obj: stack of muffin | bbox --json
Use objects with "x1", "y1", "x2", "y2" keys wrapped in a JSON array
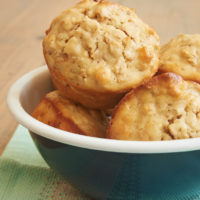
[{"x1": 32, "y1": 0, "x2": 200, "y2": 141}]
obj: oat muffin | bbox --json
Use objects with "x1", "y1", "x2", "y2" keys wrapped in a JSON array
[
  {"x1": 32, "y1": 91, "x2": 107, "y2": 138},
  {"x1": 160, "y1": 34, "x2": 200, "y2": 83},
  {"x1": 43, "y1": 0, "x2": 160, "y2": 109},
  {"x1": 107, "y1": 73, "x2": 200, "y2": 141}
]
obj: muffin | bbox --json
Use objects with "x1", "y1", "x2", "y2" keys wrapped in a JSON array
[
  {"x1": 159, "y1": 34, "x2": 200, "y2": 83},
  {"x1": 43, "y1": 0, "x2": 160, "y2": 109},
  {"x1": 107, "y1": 73, "x2": 200, "y2": 141},
  {"x1": 32, "y1": 91, "x2": 107, "y2": 138}
]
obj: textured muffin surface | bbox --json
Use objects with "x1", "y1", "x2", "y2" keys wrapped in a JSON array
[
  {"x1": 160, "y1": 34, "x2": 200, "y2": 83},
  {"x1": 43, "y1": 0, "x2": 160, "y2": 94},
  {"x1": 107, "y1": 73, "x2": 200, "y2": 141},
  {"x1": 32, "y1": 91, "x2": 107, "y2": 138}
]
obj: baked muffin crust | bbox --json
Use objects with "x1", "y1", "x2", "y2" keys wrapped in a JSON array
[
  {"x1": 43, "y1": 0, "x2": 160, "y2": 108},
  {"x1": 160, "y1": 34, "x2": 200, "y2": 83},
  {"x1": 50, "y1": 67, "x2": 124, "y2": 109},
  {"x1": 107, "y1": 73, "x2": 200, "y2": 141},
  {"x1": 32, "y1": 91, "x2": 107, "y2": 138}
]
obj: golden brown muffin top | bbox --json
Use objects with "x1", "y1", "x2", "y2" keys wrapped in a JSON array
[
  {"x1": 107, "y1": 73, "x2": 200, "y2": 141},
  {"x1": 160, "y1": 34, "x2": 200, "y2": 83},
  {"x1": 32, "y1": 91, "x2": 107, "y2": 138},
  {"x1": 43, "y1": 0, "x2": 160, "y2": 93}
]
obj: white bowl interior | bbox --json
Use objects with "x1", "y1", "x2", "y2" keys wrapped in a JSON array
[
  {"x1": 20, "y1": 67, "x2": 53, "y2": 114},
  {"x1": 7, "y1": 66, "x2": 200, "y2": 154}
]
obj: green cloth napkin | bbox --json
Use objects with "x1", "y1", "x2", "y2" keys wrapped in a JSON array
[{"x1": 0, "y1": 125, "x2": 90, "y2": 200}]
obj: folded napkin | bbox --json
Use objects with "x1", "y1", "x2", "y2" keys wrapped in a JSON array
[{"x1": 0, "y1": 125, "x2": 90, "y2": 200}]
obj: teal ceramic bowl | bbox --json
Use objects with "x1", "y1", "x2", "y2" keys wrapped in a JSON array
[{"x1": 7, "y1": 66, "x2": 200, "y2": 200}]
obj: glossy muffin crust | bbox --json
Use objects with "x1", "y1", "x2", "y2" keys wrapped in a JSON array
[
  {"x1": 107, "y1": 73, "x2": 200, "y2": 141},
  {"x1": 43, "y1": 0, "x2": 160, "y2": 109},
  {"x1": 32, "y1": 91, "x2": 107, "y2": 138}
]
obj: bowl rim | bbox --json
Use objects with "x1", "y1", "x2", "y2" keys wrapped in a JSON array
[{"x1": 7, "y1": 65, "x2": 200, "y2": 154}]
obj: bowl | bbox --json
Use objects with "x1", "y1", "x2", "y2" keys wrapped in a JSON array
[{"x1": 7, "y1": 65, "x2": 200, "y2": 200}]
